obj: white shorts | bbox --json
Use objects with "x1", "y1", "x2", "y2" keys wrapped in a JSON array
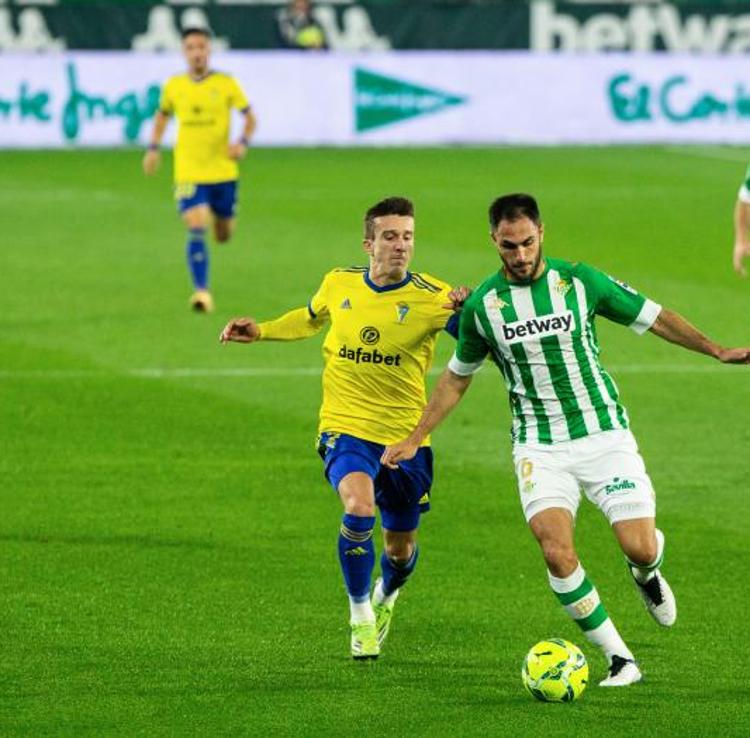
[{"x1": 512, "y1": 429, "x2": 656, "y2": 525}]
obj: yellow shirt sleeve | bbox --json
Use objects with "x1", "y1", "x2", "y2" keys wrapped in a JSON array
[
  {"x1": 159, "y1": 78, "x2": 174, "y2": 115},
  {"x1": 229, "y1": 76, "x2": 250, "y2": 111},
  {"x1": 308, "y1": 274, "x2": 331, "y2": 320},
  {"x1": 258, "y1": 274, "x2": 330, "y2": 340},
  {"x1": 258, "y1": 307, "x2": 325, "y2": 341}
]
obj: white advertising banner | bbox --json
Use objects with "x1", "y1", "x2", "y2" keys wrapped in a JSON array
[{"x1": 2, "y1": 52, "x2": 750, "y2": 147}]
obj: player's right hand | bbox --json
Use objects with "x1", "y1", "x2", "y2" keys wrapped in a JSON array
[
  {"x1": 380, "y1": 438, "x2": 420, "y2": 469},
  {"x1": 733, "y1": 240, "x2": 750, "y2": 277},
  {"x1": 142, "y1": 149, "x2": 161, "y2": 176},
  {"x1": 220, "y1": 317, "x2": 261, "y2": 344}
]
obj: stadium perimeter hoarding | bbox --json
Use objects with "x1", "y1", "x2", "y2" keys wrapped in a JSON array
[
  {"x1": 2, "y1": 52, "x2": 750, "y2": 147},
  {"x1": 5, "y1": 1, "x2": 750, "y2": 52}
]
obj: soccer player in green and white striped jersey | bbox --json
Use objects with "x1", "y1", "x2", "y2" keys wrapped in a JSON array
[{"x1": 382, "y1": 193, "x2": 750, "y2": 687}]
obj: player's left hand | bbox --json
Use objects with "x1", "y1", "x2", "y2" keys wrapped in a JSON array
[
  {"x1": 716, "y1": 346, "x2": 750, "y2": 364},
  {"x1": 380, "y1": 438, "x2": 420, "y2": 469},
  {"x1": 227, "y1": 143, "x2": 247, "y2": 161},
  {"x1": 443, "y1": 286, "x2": 471, "y2": 311}
]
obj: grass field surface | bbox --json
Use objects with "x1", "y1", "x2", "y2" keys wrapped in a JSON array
[{"x1": 2, "y1": 147, "x2": 750, "y2": 736}]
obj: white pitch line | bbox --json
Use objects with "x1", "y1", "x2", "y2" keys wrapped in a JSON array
[
  {"x1": 662, "y1": 146, "x2": 750, "y2": 164},
  {"x1": 0, "y1": 364, "x2": 746, "y2": 380}
]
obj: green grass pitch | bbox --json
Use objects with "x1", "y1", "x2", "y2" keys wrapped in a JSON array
[{"x1": 1, "y1": 146, "x2": 750, "y2": 737}]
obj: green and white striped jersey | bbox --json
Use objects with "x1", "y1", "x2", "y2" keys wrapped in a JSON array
[{"x1": 449, "y1": 258, "x2": 661, "y2": 445}]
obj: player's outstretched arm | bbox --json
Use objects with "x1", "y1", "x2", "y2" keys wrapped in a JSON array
[
  {"x1": 733, "y1": 200, "x2": 750, "y2": 277},
  {"x1": 220, "y1": 307, "x2": 326, "y2": 345},
  {"x1": 649, "y1": 308, "x2": 750, "y2": 364},
  {"x1": 381, "y1": 368, "x2": 473, "y2": 469}
]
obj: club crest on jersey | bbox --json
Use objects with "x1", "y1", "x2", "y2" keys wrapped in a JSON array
[
  {"x1": 501, "y1": 310, "x2": 575, "y2": 345},
  {"x1": 340, "y1": 298, "x2": 352, "y2": 310},
  {"x1": 396, "y1": 302, "x2": 410, "y2": 323},
  {"x1": 554, "y1": 278, "x2": 571, "y2": 296}
]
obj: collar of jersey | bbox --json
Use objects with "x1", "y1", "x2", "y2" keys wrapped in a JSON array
[
  {"x1": 188, "y1": 70, "x2": 215, "y2": 83},
  {"x1": 363, "y1": 270, "x2": 412, "y2": 293}
]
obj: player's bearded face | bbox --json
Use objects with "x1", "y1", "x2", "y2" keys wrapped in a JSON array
[
  {"x1": 492, "y1": 217, "x2": 544, "y2": 284},
  {"x1": 183, "y1": 35, "x2": 210, "y2": 74},
  {"x1": 364, "y1": 215, "x2": 415, "y2": 279}
]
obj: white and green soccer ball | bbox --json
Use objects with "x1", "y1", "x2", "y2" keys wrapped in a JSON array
[{"x1": 521, "y1": 638, "x2": 589, "y2": 703}]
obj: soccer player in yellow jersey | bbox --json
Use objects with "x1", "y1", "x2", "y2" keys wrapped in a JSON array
[
  {"x1": 220, "y1": 197, "x2": 469, "y2": 660},
  {"x1": 143, "y1": 27, "x2": 256, "y2": 312}
]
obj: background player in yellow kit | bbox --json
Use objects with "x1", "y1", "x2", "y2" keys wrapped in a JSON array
[
  {"x1": 220, "y1": 197, "x2": 469, "y2": 660},
  {"x1": 143, "y1": 27, "x2": 256, "y2": 312}
]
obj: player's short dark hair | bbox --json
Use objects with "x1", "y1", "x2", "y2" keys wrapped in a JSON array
[
  {"x1": 364, "y1": 197, "x2": 414, "y2": 239},
  {"x1": 489, "y1": 193, "x2": 541, "y2": 230},
  {"x1": 181, "y1": 27, "x2": 212, "y2": 40}
]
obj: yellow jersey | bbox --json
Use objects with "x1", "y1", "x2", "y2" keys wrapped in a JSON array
[
  {"x1": 159, "y1": 71, "x2": 249, "y2": 184},
  {"x1": 258, "y1": 267, "x2": 456, "y2": 446}
]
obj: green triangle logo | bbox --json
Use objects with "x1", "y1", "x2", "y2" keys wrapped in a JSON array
[{"x1": 354, "y1": 67, "x2": 467, "y2": 133}]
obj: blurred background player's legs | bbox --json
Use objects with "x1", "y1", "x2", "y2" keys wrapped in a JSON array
[
  {"x1": 179, "y1": 187, "x2": 213, "y2": 312},
  {"x1": 209, "y1": 180, "x2": 239, "y2": 244}
]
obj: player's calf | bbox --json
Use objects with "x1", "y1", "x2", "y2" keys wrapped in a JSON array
[{"x1": 214, "y1": 218, "x2": 234, "y2": 243}]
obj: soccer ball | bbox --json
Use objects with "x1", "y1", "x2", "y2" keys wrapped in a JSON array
[{"x1": 521, "y1": 638, "x2": 588, "y2": 703}]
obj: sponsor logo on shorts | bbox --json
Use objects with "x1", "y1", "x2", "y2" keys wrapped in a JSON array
[
  {"x1": 501, "y1": 311, "x2": 574, "y2": 345},
  {"x1": 602, "y1": 476, "x2": 636, "y2": 495},
  {"x1": 338, "y1": 345, "x2": 402, "y2": 366}
]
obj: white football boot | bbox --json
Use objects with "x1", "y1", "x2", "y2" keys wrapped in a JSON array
[
  {"x1": 630, "y1": 568, "x2": 677, "y2": 627},
  {"x1": 599, "y1": 655, "x2": 642, "y2": 687},
  {"x1": 628, "y1": 530, "x2": 677, "y2": 627}
]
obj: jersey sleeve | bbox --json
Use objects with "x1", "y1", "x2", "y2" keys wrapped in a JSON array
[
  {"x1": 307, "y1": 273, "x2": 331, "y2": 321},
  {"x1": 739, "y1": 162, "x2": 750, "y2": 203},
  {"x1": 578, "y1": 263, "x2": 661, "y2": 335},
  {"x1": 229, "y1": 76, "x2": 250, "y2": 111},
  {"x1": 159, "y1": 78, "x2": 174, "y2": 115},
  {"x1": 448, "y1": 300, "x2": 489, "y2": 376}
]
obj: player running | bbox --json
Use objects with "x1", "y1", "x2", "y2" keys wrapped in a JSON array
[
  {"x1": 220, "y1": 197, "x2": 469, "y2": 660},
  {"x1": 733, "y1": 163, "x2": 750, "y2": 276},
  {"x1": 382, "y1": 193, "x2": 750, "y2": 686},
  {"x1": 143, "y1": 27, "x2": 256, "y2": 312}
]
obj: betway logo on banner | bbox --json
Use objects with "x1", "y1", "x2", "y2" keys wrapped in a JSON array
[
  {"x1": 354, "y1": 68, "x2": 465, "y2": 133},
  {"x1": 532, "y1": 0, "x2": 750, "y2": 53}
]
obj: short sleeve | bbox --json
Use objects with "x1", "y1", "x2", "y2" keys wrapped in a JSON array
[
  {"x1": 739, "y1": 163, "x2": 750, "y2": 203},
  {"x1": 229, "y1": 76, "x2": 250, "y2": 111},
  {"x1": 307, "y1": 274, "x2": 330, "y2": 320},
  {"x1": 448, "y1": 301, "x2": 488, "y2": 376},
  {"x1": 159, "y1": 79, "x2": 174, "y2": 115},
  {"x1": 579, "y1": 264, "x2": 661, "y2": 335}
]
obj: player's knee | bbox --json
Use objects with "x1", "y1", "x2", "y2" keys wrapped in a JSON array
[
  {"x1": 624, "y1": 536, "x2": 658, "y2": 567},
  {"x1": 540, "y1": 539, "x2": 577, "y2": 576},
  {"x1": 343, "y1": 498, "x2": 375, "y2": 517},
  {"x1": 215, "y1": 228, "x2": 232, "y2": 243}
]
